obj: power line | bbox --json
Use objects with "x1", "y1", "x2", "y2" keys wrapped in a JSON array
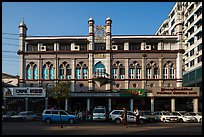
[
  {"x1": 2, "y1": 59, "x2": 20, "y2": 62},
  {"x1": 3, "y1": 56, "x2": 19, "y2": 59},
  {"x1": 2, "y1": 43, "x2": 19, "y2": 46},
  {"x1": 2, "y1": 50, "x2": 17, "y2": 53},
  {"x1": 2, "y1": 37, "x2": 19, "y2": 40},
  {"x1": 2, "y1": 32, "x2": 19, "y2": 35}
]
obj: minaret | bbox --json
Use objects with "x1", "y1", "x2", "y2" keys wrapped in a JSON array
[
  {"x1": 19, "y1": 19, "x2": 28, "y2": 87},
  {"x1": 88, "y1": 17, "x2": 94, "y2": 51},
  {"x1": 105, "y1": 17, "x2": 112, "y2": 50},
  {"x1": 88, "y1": 17, "x2": 95, "y2": 92},
  {"x1": 105, "y1": 17, "x2": 112, "y2": 92},
  {"x1": 175, "y1": 2, "x2": 184, "y2": 87}
]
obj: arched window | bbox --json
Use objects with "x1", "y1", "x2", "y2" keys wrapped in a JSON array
[
  {"x1": 119, "y1": 64, "x2": 125, "y2": 79},
  {"x1": 50, "y1": 65, "x2": 54, "y2": 79},
  {"x1": 66, "y1": 64, "x2": 71, "y2": 79},
  {"x1": 136, "y1": 64, "x2": 141, "y2": 79},
  {"x1": 163, "y1": 64, "x2": 168, "y2": 79},
  {"x1": 129, "y1": 63, "x2": 134, "y2": 79},
  {"x1": 153, "y1": 67, "x2": 158, "y2": 79},
  {"x1": 33, "y1": 65, "x2": 38, "y2": 79},
  {"x1": 82, "y1": 64, "x2": 88, "y2": 79},
  {"x1": 59, "y1": 64, "x2": 64, "y2": 79},
  {"x1": 42, "y1": 65, "x2": 48, "y2": 79},
  {"x1": 170, "y1": 64, "x2": 175, "y2": 79},
  {"x1": 112, "y1": 64, "x2": 117, "y2": 79},
  {"x1": 146, "y1": 64, "x2": 151, "y2": 79},
  {"x1": 94, "y1": 62, "x2": 106, "y2": 77},
  {"x1": 75, "y1": 64, "x2": 81, "y2": 79},
  {"x1": 26, "y1": 64, "x2": 32, "y2": 79}
]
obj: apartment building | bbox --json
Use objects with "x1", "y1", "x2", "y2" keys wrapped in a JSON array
[{"x1": 155, "y1": 2, "x2": 202, "y2": 111}]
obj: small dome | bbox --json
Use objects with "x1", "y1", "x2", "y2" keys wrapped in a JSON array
[
  {"x1": 19, "y1": 20, "x2": 27, "y2": 27},
  {"x1": 89, "y1": 17, "x2": 93, "y2": 21},
  {"x1": 106, "y1": 17, "x2": 111, "y2": 21}
]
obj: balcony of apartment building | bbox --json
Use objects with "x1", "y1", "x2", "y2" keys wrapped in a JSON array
[
  {"x1": 184, "y1": 2, "x2": 202, "y2": 27},
  {"x1": 186, "y1": 26, "x2": 202, "y2": 47}
]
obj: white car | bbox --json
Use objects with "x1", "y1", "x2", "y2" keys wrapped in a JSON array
[
  {"x1": 154, "y1": 111, "x2": 179, "y2": 123},
  {"x1": 92, "y1": 106, "x2": 107, "y2": 121},
  {"x1": 189, "y1": 112, "x2": 202, "y2": 123},
  {"x1": 171, "y1": 111, "x2": 197, "y2": 122},
  {"x1": 108, "y1": 110, "x2": 147, "y2": 125},
  {"x1": 11, "y1": 111, "x2": 37, "y2": 121}
]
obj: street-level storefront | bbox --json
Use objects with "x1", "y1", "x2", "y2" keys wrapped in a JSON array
[
  {"x1": 68, "y1": 87, "x2": 199, "y2": 113},
  {"x1": 3, "y1": 87, "x2": 45, "y2": 113}
]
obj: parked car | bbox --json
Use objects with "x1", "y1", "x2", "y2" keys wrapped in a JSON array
[
  {"x1": 10, "y1": 111, "x2": 37, "y2": 121},
  {"x1": 42, "y1": 109, "x2": 77, "y2": 124},
  {"x1": 171, "y1": 111, "x2": 197, "y2": 122},
  {"x1": 140, "y1": 111, "x2": 161, "y2": 122},
  {"x1": 154, "y1": 111, "x2": 179, "y2": 123},
  {"x1": 2, "y1": 111, "x2": 18, "y2": 121},
  {"x1": 108, "y1": 110, "x2": 147, "y2": 125},
  {"x1": 92, "y1": 106, "x2": 107, "y2": 121},
  {"x1": 188, "y1": 112, "x2": 202, "y2": 123}
]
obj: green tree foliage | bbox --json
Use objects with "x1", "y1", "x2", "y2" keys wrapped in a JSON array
[{"x1": 49, "y1": 82, "x2": 71, "y2": 100}]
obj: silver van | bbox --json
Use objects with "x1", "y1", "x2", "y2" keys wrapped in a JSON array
[{"x1": 92, "y1": 106, "x2": 106, "y2": 121}]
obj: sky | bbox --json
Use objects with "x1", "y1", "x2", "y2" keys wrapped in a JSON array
[{"x1": 2, "y1": 2, "x2": 175, "y2": 76}]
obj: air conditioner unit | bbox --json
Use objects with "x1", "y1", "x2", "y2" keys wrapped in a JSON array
[
  {"x1": 145, "y1": 45, "x2": 151, "y2": 50},
  {"x1": 112, "y1": 45, "x2": 118, "y2": 50},
  {"x1": 73, "y1": 45, "x2": 80, "y2": 51},
  {"x1": 196, "y1": 51, "x2": 199, "y2": 55},
  {"x1": 40, "y1": 45, "x2": 46, "y2": 51}
]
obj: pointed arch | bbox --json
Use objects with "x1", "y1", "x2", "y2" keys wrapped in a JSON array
[
  {"x1": 66, "y1": 64, "x2": 71, "y2": 79},
  {"x1": 26, "y1": 64, "x2": 32, "y2": 79},
  {"x1": 59, "y1": 64, "x2": 64, "y2": 79},
  {"x1": 50, "y1": 64, "x2": 54, "y2": 79},
  {"x1": 42, "y1": 64, "x2": 48, "y2": 79},
  {"x1": 94, "y1": 62, "x2": 106, "y2": 77},
  {"x1": 33, "y1": 64, "x2": 38, "y2": 79}
]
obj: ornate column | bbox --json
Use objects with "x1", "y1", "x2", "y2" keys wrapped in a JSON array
[
  {"x1": 55, "y1": 56, "x2": 59, "y2": 80},
  {"x1": 71, "y1": 59, "x2": 76, "y2": 92},
  {"x1": 125, "y1": 59, "x2": 129, "y2": 89}
]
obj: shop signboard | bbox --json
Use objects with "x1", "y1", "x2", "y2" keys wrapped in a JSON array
[
  {"x1": 3, "y1": 87, "x2": 46, "y2": 97},
  {"x1": 119, "y1": 89, "x2": 146, "y2": 97},
  {"x1": 152, "y1": 87, "x2": 199, "y2": 97}
]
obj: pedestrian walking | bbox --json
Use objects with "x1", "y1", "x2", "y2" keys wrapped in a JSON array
[
  {"x1": 134, "y1": 107, "x2": 140, "y2": 126},
  {"x1": 122, "y1": 107, "x2": 127, "y2": 128}
]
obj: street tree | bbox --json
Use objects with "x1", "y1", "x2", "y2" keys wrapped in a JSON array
[{"x1": 49, "y1": 81, "x2": 71, "y2": 109}]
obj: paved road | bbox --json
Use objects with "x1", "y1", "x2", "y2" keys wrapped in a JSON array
[{"x1": 2, "y1": 121, "x2": 202, "y2": 135}]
